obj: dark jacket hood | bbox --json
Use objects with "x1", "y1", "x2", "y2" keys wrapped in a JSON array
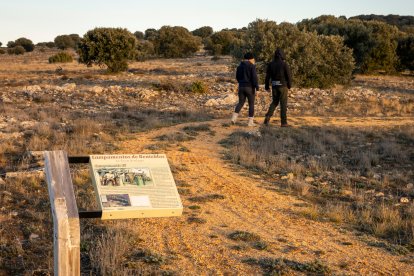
[{"x1": 274, "y1": 49, "x2": 285, "y2": 60}]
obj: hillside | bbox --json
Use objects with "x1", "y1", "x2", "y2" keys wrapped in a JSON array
[{"x1": 0, "y1": 49, "x2": 413, "y2": 274}]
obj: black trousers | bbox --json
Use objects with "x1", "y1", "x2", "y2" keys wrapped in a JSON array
[
  {"x1": 235, "y1": 86, "x2": 255, "y2": 117},
  {"x1": 265, "y1": 86, "x2": 288, "y2": 125}
]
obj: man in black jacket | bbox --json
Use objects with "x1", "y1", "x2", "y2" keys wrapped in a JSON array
[
  {"x1": 231, "y1": 52, "x2": 259, "y2": 127},
  {"x1": 264, "y1": 48, "x2": 292, "y2": 127}
]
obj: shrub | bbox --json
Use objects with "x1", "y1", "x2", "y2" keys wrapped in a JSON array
[
  {"x1": 192, "y1": 26, "x2": 213, "y2": 38},
  {"x1": 7, "y1": 41, "x2": 15, "y2": 48},
  {"x1": 397, "y1": 35, "x2": 414, "y2": 70},
  {"x1": 0, "y1": 42, "x2": 2, "y2": 47},
  {"x1": 136, "y1": 40, "x2": 155, "y2": 61},
  {"x1": 0, "y1": 49, "x2": 5, "y2": 55},
  {"x1": 7, "y1": 37, "x2": 34, "y2": 52},
  {"x1": 298, "y1": 16, "x2": 400, "y2": 73},
  {"x1": 189, "y1": 81, "x2": 208, "y2": 93},
  {"x1": 48, "y1": 52, "x2": 73, "y2": 63},
  {"x1": 153, "y1": 26, "x2": 201, "y2": 58},
  {"x1": 54, "y1": 34, "x2": 81, "y2": 50},
  {"x1": 7, "y1": 46, "x2": 26, "y2": 55},
  {"x1": 144, "y1": 28, "x2": 158, "y2": 41},
  {"x1": 234, "y1": 19, "x2": 355, "y2": 88},
  {"x1": 205, "y1": 30, "x2": 243, "y2": 55},
  {"x1": 78, "y1": 27, "x2": 137, "y2": 73},
  {"x1": 37, "y1": 41, "x2": 56, "y2": 48},
  {"x1": 134, "y1": 31, "x2": 144, "y2": 40}
]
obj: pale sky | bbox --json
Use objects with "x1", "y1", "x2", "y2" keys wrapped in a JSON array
[{"x1": 1, "y1": 0, "x2": 413, "y2": 43}]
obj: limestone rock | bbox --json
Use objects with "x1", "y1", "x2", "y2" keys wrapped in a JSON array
[
  {"x1": 90, "y1": 86, "x2": 104, "y2": 93},
  {"x1": 29, "y1": 233, "x2": 39, "y2": 240},
  {"x1": 400, "y1": 197, "x2": 410, "y2": 203},
  {"x1": 304, "y1": 176, "x2": 315, "y2": 183},
  {"x1": 62, "y1": 83, "x2": 76, "y2": 92}
]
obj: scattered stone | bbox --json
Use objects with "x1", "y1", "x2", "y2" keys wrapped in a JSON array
[
  {"x1": 281, "y1": 173, "x2": 294, "y2": 180},
  {"x1": 6, "y1": 170, "x2": 45, "y2": 179},
  {"x1": 108, "y1": 85, "x2": 122, "y2": 92},
  {"x1": 20, "y1": 121, "x2": 36, "y2": 129},
  {"x1": 90, "y1": 86, "x2": 103, "y2": 93},
  {"x1": 400, "y1": 197, "x2": 410, "y2": 203},
  {"x1": 342, "y1": 190, "x2": 353, "y2": 196},
  {"x1": 61, "y1": 83, "x2": 76, "y2": 92},
  {"x1": 373, "y1": 174, "x2": 381, "y2": 180},
  {"x1": 10, "y1": 211, "x2": 18, "y2": 217},
  {"x1": 304, "y1": 176, "x2": 314, "y2": 183},
  {"x1": 375, "y1": 192, "x2": 385, "y2": 197},
  {"x1": 29, "y1": 233, "x2": 39, "y2": 240},
  {"x1": 204, "y1": 94, "x2": 237, "y2": 107},
  {"x1": 407, "y1": 183, "x2": 413, "y2": 190},
  {"x1": 0, "y1": 96, "x2": 13, "y2": 103},
  {"x1": 24, "y1": 85, "x2": 42, "y2": 93}
]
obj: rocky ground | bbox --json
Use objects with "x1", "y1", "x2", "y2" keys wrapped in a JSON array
[{"x1": 0, "y1": 49, "x2": 413, "y2": 274}]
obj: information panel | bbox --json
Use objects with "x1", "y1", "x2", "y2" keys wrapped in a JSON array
[{"x1": 89, "y1": 154, "x2": 183, "y2": 220}]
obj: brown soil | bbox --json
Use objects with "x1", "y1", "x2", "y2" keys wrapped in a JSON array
[{"x1": 117, "y1": 116, "x2": 414, "y2": 275}]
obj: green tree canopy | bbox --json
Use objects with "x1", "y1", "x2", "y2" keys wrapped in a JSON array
[
  {"x1": 298, "y1": 16, "x2": 400, "y2": 73},
  {"x1": 192, "y1": 26, "x2": 213, "y2": 38},
  {"x1": 78, "y1": 27, "x2": 137, "y2": 73},
  {"x1": 54, "y1": 34, "x2": 81, "y2": 50},
  {"x1": 153, "y1": 26, "x2": 200, "y2": 58},
  {"x1": 234, "y1": 19, "x2": 355, "y2": 88},
  {"x1": 7, "y1": 37, "x2": 34, "y2": 52}
]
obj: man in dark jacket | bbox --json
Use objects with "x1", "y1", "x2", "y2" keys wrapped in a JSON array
[
  {"x1": 231, "y1": 52, "x2": 259, "y2": 127},
  {"x1": 264, "y1": 48, "x2": 292, "y2": 127}
]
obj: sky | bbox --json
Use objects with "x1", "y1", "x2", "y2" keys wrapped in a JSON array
[{"x1": 1, "y1": 0, "x2": 413, "y2": 44}]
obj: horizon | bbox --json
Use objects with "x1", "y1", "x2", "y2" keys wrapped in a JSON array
[{"x1": 1, "y1": 0, "x2": 413, "y2": 44}]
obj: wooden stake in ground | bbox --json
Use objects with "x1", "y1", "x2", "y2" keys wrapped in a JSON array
[{"x1": 44, "y1": 151, "x2": 80, "y2": 276}]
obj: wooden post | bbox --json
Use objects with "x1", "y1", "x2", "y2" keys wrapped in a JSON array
[{"x1": 44, "y1": 151, "x2": 80, "y2": 276}]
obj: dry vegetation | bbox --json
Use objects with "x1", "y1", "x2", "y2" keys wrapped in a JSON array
[
  {"x1": 0, "y1": 48, "x2": 413, "y2": 274},
  {"x1": 223, "y1": 124, "x2": 414, "y2": 247}
]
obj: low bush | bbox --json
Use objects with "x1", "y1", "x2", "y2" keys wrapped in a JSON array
[
  {"x1": 153, "y1": 26, "x2": 201, "y2": 58},
  {"x1": 7, "y1": 46, "x2": 25, "y2": 55},
  {"x1": 48, "y1": 52, "x2": 73, "y2": 63},
  {"x1": 192, "y1": 26, "x2": 213, "y2": 38},
  {"x1": 54, "y1": 34, "x2": 81, "y2": 50},
  {"x1": 37, "y1": 41, "x2": 56, "y2": 48},
  {"x1": 205, "y1": 30, "x2": 243, "y2": 55},
  {"x1": 189, "y1": 81, "x2": 208, "y2": 93},
  {"x1": 8, "y1": 37, "x2": 34, "y2": 52}
]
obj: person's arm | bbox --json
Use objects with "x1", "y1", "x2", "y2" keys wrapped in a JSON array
[
  {"x1": 284, "y1": 63, "x2": 292, "y2": 89},
  {"x1": 252, "y1": 65, "x2": 259, "y2": 91},
  {"x1": 265, "y1": 63, "x2": 270, "y2": 90},
  {"x1": 236, "y1": 65, "x2": 241, "y2": 83}
]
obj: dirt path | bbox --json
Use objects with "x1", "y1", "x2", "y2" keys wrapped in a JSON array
[{"x1": 118, "y1": 116, "x2": 414, "y2": 275}]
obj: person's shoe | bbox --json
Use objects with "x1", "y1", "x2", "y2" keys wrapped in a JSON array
[
  {"x1": 263, "y1": 116, "x2": 270, "y2": 125},
  {"x1": 281, "y1": 123, "x2": 291, "y2": 127},
  {"x1": 231, "y1": 113, "x2": 238, "y2": 124},
  {"x1": 248, "y1": 117, "x2": 256, "y2": 127}
]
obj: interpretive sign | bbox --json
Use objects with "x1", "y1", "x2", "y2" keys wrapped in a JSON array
[{"x1": 89, "y1": 154, "x2": 183, "y2": 220}]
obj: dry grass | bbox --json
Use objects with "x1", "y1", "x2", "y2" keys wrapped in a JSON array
[
  {"x1": 224, "y1": 125, "x2": 414, "y2": 247},
  {"x1": 1, "y1": 49, "x2": 413, "y2": 274}
]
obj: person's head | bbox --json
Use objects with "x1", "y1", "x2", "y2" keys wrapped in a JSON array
[
  {"x1": 274, "y1": 48, "x2": 285, "y2": 61},
  {"x1": 244, "y1": 52, "x2": 255, "y2": 64}
]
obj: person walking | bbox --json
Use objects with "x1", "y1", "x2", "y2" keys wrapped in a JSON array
[
  {"x1": 264, "y1": 48, "x2": 292, "y2": 127},
  {"x1": 231, "y1": 52, "x2": 259, "y2": 127}
]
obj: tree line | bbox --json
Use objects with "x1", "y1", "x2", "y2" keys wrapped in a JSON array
[{"x1": 1, "y1": 15, "x2": 413, "y2": 88}]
